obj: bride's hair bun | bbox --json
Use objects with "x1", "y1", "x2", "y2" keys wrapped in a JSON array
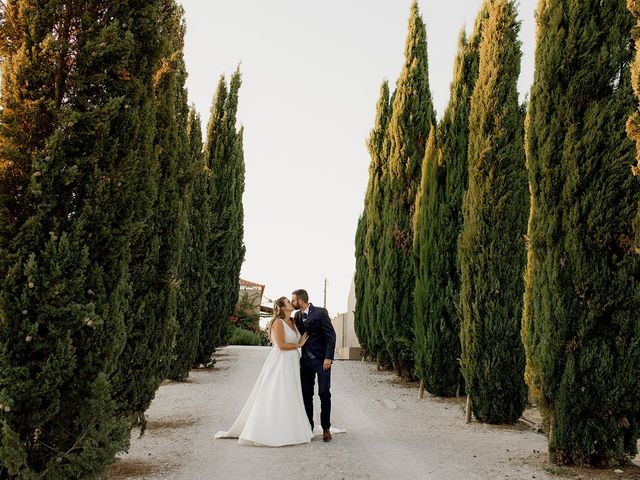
[
  {"x1": 267, "y1": 297, "x2": 289, "y2": 339},
  {"x1": 272, "y1": 296, "x2": 287, "y2": 320}
]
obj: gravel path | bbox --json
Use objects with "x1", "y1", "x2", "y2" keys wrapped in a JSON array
[{"x1": 109, "y1": 346, "x2": 640, "y2": 480}]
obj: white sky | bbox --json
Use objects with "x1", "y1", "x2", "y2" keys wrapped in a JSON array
[{"x1": 178, "y1": 0, "x2": 538, "y2": 316}]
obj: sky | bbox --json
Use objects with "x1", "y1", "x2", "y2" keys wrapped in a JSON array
[{"x1": 178, "y1": 0, "x2": 538, "y2": 316}]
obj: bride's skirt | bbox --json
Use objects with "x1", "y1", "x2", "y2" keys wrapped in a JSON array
[{"x1": 215, "y1": 347, "x2": 313, "y2": 447}]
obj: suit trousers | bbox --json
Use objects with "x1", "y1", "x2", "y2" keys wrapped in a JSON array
[{"x1": 300, "y1": 357, "x2": 331, "y2": 431}]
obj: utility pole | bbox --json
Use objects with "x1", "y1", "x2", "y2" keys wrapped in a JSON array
[{"x1": 323, "y1": 278, "x2": 327, "y2": 308}]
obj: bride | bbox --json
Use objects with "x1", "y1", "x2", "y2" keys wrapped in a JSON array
[{"x1": 215, "y1": 296, "x2": 314, "y2": 446}]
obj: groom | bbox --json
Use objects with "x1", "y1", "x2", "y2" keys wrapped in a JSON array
[{"x1": 292, "y1": 289, "x2": 336, "y2": 442}]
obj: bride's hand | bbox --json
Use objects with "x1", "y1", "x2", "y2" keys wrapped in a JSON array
[{"x1": 297, "y1": 332, "x2": 309, "y2": 348}]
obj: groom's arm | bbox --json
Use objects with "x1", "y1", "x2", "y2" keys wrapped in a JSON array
[{"x1": 320, "y1": 308, "x2": 336, "y2": 361}]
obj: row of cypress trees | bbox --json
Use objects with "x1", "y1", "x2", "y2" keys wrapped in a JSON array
[
  {"x1": 0, "y1": 1, "x2": 245, "y2": 478},
  {"x1": 354, "y1": 1, "x2": 435, "y2": 380},
  {"x1": 355, "y1": 0, "x2": 640, "y2": 467}
]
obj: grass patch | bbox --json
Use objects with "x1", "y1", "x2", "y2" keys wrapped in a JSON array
[
  {"x1": 146, "y1": 417, "x2": 198, "y2": 431},
  {"x1": 108, "y1": 458, "x2": 175, "y2": 479},
  {"x1": 543, "y1": 465, "x2": 572, "y2": 476}
]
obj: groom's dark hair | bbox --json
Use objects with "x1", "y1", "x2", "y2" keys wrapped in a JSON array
[{"x1": 292, "y1": 289, "x2": 309, "y2": 303}]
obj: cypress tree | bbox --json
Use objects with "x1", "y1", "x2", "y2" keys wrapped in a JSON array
[
  {"x1": 458, "y1": 0, "x2": 528, "y2": 423},
  {"x1": 355, "y1": 81, "x2": 392, "y2": 361},
  {"x1": 197, "y1": 70, "x2": 245, "y2": 364},
  {"x1": 0, "y1": 0, "x2": 163, "y2": 477},
  {"x1": 365, "y1": 82, "x2": 393, "y2": 366},
  {"x1": 378, "y1": 0, "x2": 435, "y2": 379},
  {"x1": 629, "y1": 0, "x2": 640, "y2": 241},
  {"x1": 353, "y1": 212, "x2": 368, "y2": 354},
  {"x1": 168, "y1": 108, "x2": 207, "y2": 381},
  {"x1": 111, "y1": 0, "x2": 190, "y2": 429},
  {"x1": 412, "y1": 19, "x2": 484, "y2": 397},
  {"x1": 195, "y1": 77, "x2": 227, "y2": 366},
  {"x1": 524, "y1": 0, "x2": 640, "y2": 465},
  {"x1": 214, "y1": 120, "x2": 245, "y2": 347},
  {"x1": 412, "y1": 125, "x2": 451, "y2": 394}
]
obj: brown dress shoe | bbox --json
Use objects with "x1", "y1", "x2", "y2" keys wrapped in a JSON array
[{"x1": 322, "y1": 429, "x2": 332, "y2": 442}]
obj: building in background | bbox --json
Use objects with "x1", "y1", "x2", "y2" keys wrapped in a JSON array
[
  {"x1": 233, "y1": 279, "x2": 265, "y2": 332},
  {"x1": 238, "y1": 278, "x2": 265, "y2": 316},
  {"x1": 332, "y1": 278, "x2": 361, "y2": 360}
]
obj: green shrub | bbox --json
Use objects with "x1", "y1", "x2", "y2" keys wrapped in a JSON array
[{"x1": 227, "y1": 327, "x2": 261, "y2": 346}]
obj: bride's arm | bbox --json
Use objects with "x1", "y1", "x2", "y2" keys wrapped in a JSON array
[{"x1": 272, "y1": 320, "x2": 305, "y2": 350}]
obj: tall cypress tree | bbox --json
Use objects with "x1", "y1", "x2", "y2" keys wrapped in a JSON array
[
  {"x1": 458, "y1": 0, "x2": 528, "y2": 424},
  {"x1": 412, "y1": 19, "x2": 484, "y2": 397},
  {"x1": 196, "y1": 77, "x2": 227, "y2": 366},
  {"x1": 378, "y1": 0, "x2": 435, "y2": 379},
  {"x1": 412, "y1": 125, "x2": 444, "y2": 391},
  {"x1": 197, "y1": 70, "x2": 245, "y2": 364},
  {"x1": 629, "y1": 0, "x2": 640, "y2": 243},
  {"x1": 365, "y1": 81, "x2": 393, "y2": 366},
  {"x1": 111, "y1": 0, "x2": 190, "y2": 429},
  {"x1": 353, "y1": 212, "x2": 368, "y2": 354},
  {"x1": 214, "y1": 120, "x2": 245, "y2": 347},
  {"x1": 0, "y1": 0, "x2": 163, "y2": 477},
  {"x1": 355, "y1": 81, "x2": 392, "y2": 361},
  {"x1": 168, "y1": 108, "x2": 207, "y2": 381},
  {"x1": 524, "y1": 0, "x2": 640, "y2": 466}
]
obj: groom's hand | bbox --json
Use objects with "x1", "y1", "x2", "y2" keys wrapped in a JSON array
[{"x1": 323, "y1": 359, "x2": 332, "y2": 371}]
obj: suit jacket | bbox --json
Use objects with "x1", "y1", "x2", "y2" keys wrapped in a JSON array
[{"x1": 294, "y1": 304, "x2": 336, "y2": 361}]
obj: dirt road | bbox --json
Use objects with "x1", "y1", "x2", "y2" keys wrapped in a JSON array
[{"x1": 109, "y1": 346, "x2": 639, "y2": 480}]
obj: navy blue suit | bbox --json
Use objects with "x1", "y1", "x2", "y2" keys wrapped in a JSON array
[{"x1": 295, "y1": 304, "x2": 336, "y2": 431}]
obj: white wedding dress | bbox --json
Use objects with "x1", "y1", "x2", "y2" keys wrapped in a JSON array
[{"x1": 215, "y1": 319, "x2": 313, "y2": 446}]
